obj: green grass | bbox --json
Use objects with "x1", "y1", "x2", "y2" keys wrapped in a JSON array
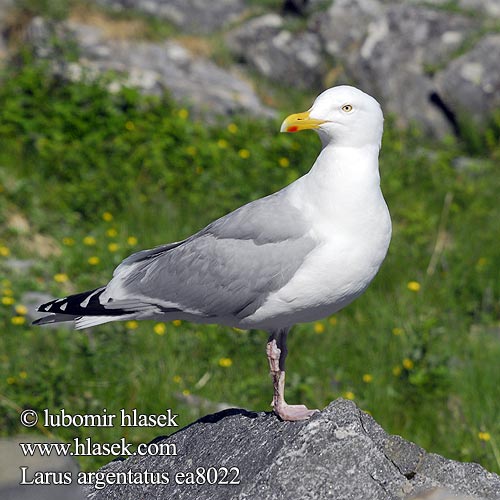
[{"x1": 0, "y1": 60, "x2": 499, "y2": 474}]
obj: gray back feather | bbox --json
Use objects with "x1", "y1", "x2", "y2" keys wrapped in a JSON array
[{"x1": 114, "y1": 192, "x2": 315, "y2": 319}]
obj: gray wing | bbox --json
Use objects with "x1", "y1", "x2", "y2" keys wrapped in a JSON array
[{"x1": 106, "y1": 192, "x2": 316, "y2": 320}]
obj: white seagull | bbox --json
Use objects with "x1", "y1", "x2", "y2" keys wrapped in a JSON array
[{"x1": 35, "y1": 86, "x2": 392, "y2": 421}]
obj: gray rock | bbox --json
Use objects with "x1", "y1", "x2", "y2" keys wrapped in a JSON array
[
  {"x1": 94, "y1": 0, "x2": 247, "y2": 34},
  {"x1": 81, "y1": 399, "x2": 500, "y2": 499},
  {"x1": 315, "y1": 0, "x2": 479, "y2": 135},
  {"x1": 26, "y1": 18, "x2": 274, "y2": 118},
  {"x1": 3, "y1": 259, "x2": 36, "y2": 273},
  {"x1": 0, "y1": 436, "x2": 85, "y2": 500},
  {"x1": 227, "y1": 13, "x2": 325, "y2": 90},
  {"x1": 435, "y1": 35, "x2": 500, "y2": 124},
  {"x1": 458, "y1": 0, "x2": 500, "y2": 18}
]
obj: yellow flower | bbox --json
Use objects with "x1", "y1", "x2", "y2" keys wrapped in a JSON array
[
  {"x1": 88, "y1": 256, "x2": 100, "y2": 265},
  {"x1": 407, "y1": 281, "x2": 421, "y2": 292},
  {"x1": 125, "y1": 120, "x2": 135, "y2": 131},
  {"x1": 478, "y1": 431, "x2": 491, "y2": 441},
  {"x1": 0, "y1": 245, "x2": 10, "y2": 257},
  {"x1": 11, "y1": 316, "x2": 25, "y2": 325},
  {"x1": 217, "y1": 139, "x2": 228, "y2": 149},
  {"x1": 362, "y1": 373, "x2": 373, "y2": 383},
  {"x1": 343, "y1": 391, "x2": 355, "y2": 400},
  {"x1": 54, "y1": 273, "x2": 69, "y2": 283},
  {"x1": 1, "y1": 296, "x2": 15, "y2": 305},
  {"x1": 182, "y1": 389, "x2": 191, "y2": 396},
  {"x1": 127, "y1": 236, "x2": 138, "y2": 246},
  {"x1": 328, "y1": 316, "x2": 338, "y2": 326},
  {"x1": 62, "y1": 237, "x2": 75, "y2": 246},
  {"x1": 15, "y1": 304, "x2": 28, "y2": 315},
  {"x1": 125, "y1": 320, "x2": 138, "y2": 330},
  {"x1": 218, "y1": 357, "x2": 233, "y2": 368},
  {"x1": 154, "y1": 323, "x2": 166, "y2": 335},
  {"x1": 2, "y1": 288, "x2": 13, "y2": 296},
  {"x1": 238, "y1": 149, "x2": 250, "y2": 159},
  {"x1": 227, "y1": 123, "x2": 238, "y2": 134},
  {"x1": 83, "y1": 236, "x2": 96, "y2": 246},
  {"x1": 279, "y1": 157, "x2": 290, "y2": 168},
  {"x1": 402, "y1": 358, "x2": 414, "y2": 370},
  {"x1": 392, "y1": 327, "x2": 404, "y2": 336},
  {"x1": 314, "y1": 322, "x2": 325, "y2": 334},
  {"x1": 108, "y1": 242, "x2": 119, "y2": 252},
  {"x1": 6, "y1": 376, "x2": 16, "y2": 385},
  {"x1": 172, "y1": 375, "x2": 182, "y2": 384},
  {"x1": 19, "y1": 371, "x2": 27, "y2": 379},
  {"x1": 186, "y1": 146, "x2": 197, "y2": 156},
  {"x1": 392, "y1": 365, "x2": 402, "y2": 376},
  {"x1": 178, "y1": 108, "x2": 189, "y2": 120},
  {"x1": 102, "y1": 212, "x2": 113, "y2": 222},
  {"x1": 106, "y1": 228, "x2": 118, "y2": 238},
  {"x1": 1, "y1": 279, "x2": 11, "y2": 287},
  {"x1": 172, "y1": 320, "x2": 182, "y2": 327}
]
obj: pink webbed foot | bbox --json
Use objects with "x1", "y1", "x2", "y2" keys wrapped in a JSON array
[{"x1": 273, "y1": 403, "x2": 319, "y2": 422}]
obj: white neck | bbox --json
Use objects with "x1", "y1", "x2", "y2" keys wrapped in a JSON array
[
  {"x1": 287, "y1": 143, "x2": 384, "y2": 228},
  {"x1": 309, "y1": 143, "x2": 381, "y2": 188}
]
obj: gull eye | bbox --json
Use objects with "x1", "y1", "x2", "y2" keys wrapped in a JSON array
[{"x1": 341, "y1": 104, "x2": 353, "y2": 113}]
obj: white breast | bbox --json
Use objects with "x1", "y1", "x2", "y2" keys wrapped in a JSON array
[{"x1": 242, "y1": 144, "x2": 392, "y2": 330}]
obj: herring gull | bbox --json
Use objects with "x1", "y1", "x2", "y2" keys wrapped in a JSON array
[{"x1": 34, "y1": 85, "x2": 392, "y2": 421}]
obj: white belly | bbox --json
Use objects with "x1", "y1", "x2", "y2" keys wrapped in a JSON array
[{"x1": 242, "y1": 183, "x2": 392, "y2": 330}]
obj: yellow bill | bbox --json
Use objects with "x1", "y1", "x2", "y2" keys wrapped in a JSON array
[{"x1": 280, "y1": 111, "x2": 327, "y2": 133}]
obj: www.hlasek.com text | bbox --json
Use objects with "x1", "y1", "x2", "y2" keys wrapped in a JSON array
[{"x1": 20, "y1": 437, "x2": 177, "y2": 458}]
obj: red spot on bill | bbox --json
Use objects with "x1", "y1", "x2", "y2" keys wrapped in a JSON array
[{"x1": 287, "y1": 125, "x2": 299, "y2": 132}]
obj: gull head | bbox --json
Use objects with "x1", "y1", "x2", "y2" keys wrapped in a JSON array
[{"x1": 281, "y1": 86, "x2": 383, "y2": 149}]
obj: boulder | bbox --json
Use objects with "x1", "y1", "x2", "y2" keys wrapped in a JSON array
[
  {"x1": 0, "y1": 436, "x2": 84, "y2": 500},
  {"x1": 93, "y1": 0, "x2": 247, "y2": 34},
  {"x1": 458, "y1": 0, "x2": 500, "y2": 18},
  {"x1": 226, "y1": 13, "x2": 325, "y2": 90},
  {"x1": 81, "y1": 399, "x2": 500, "y2": 499},
  {"x1": 25, "y1": 17, "x2": 274, "y2": 119},
  {"x1": 435, "y1": 35, "x2": 500, "y2": 124}
]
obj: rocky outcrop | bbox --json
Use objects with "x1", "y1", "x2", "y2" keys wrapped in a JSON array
[
  {"x1": 226, "y1": 14, "x2": 325, "y2": 90},
  {"x1": 81, "y1": 399, "x2": 500, "y2": 500},
  {"x1": 94, "y1": 0, "x2": 247, "y2": 34},
  {"x1": 25, "y1": 17, "x2": 274, "y2": 119},
  {"x1": 0, "y1": 437, "x2": 84, "y2": 500},
  {"x1": 5, "y1": 0, "x2": 500, "y2": 130},
  {"x1": 436, "y1": 35, "x2": 500, "y2": 124}
]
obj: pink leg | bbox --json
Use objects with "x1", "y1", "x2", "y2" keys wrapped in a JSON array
[{"x1": 266, "y1": 339, "x2": 319, "y2": 421}]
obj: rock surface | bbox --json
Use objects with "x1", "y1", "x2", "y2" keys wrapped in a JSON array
[
  {"x1": 227, "y1": 13, "x2": 325, "y2": 90},
  {"x1": 81, "y1": 399, "x2": 500, "y2": 500},
  {"x1": 25, "y1": 17, "x2": 274, "y2": 119},
  {"x1": 4, "y1": 0, "x2": 500, "y2": 131},
  {"x1": 0, "y1": 436, "x2": 84, "y2": 500},
  {"x1": 436, "y1": 35, "x2": 500, "y2": 124},
  {"x1": 94, "y1": 0, "x2": 247, "y2": 34}
]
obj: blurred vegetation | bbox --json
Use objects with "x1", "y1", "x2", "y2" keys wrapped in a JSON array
[{"x1": 0, "y1": 55, "x2": 499, "y2": 475}]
